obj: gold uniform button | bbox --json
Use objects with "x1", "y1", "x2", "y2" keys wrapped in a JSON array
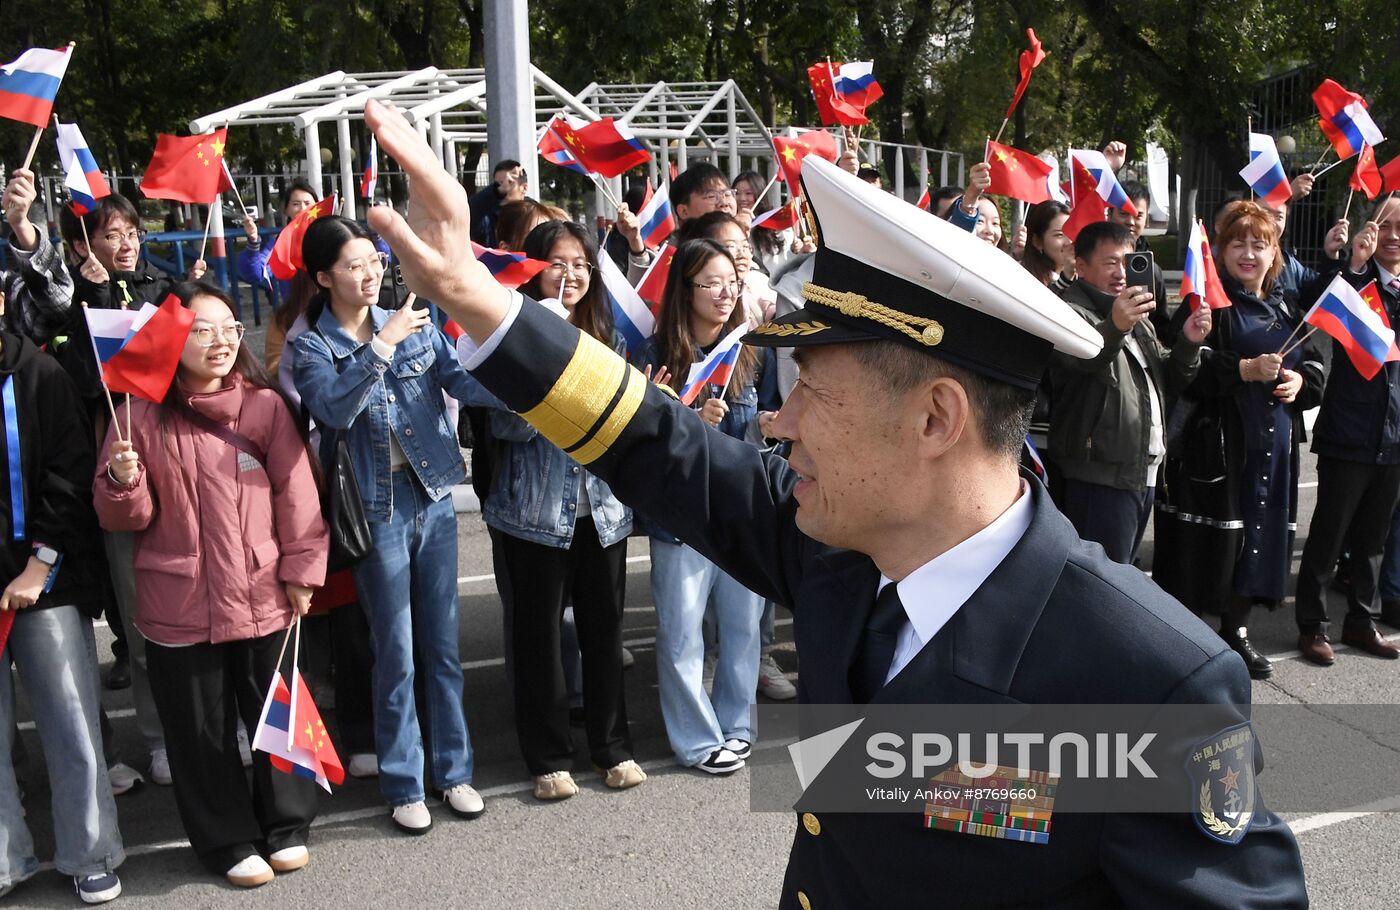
[
  {"x1": 802, "y1": 812, "x2": 821, "y2": 836},
  {"x1": 920, "y1": 321, "x2": 945, "y2": 346},
  {"x1": 797, "y1": 891, "x2": 811, "y2": 910}
]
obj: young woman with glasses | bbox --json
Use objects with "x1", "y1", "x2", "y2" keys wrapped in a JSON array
[
  {"x1": 637, "y1": 239, "x2": 781, "y2": 775},
  {"x1": 94, "y1": 281, "x2": 328, "y2": 888},
  {"x1": 292, "y1": 217, "x2": 485, "y2": 835},
  {"x1": 461, "y1": 220, "x2": 644, "y2": 799}
]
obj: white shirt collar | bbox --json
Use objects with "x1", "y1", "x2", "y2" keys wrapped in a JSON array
[
  {"x1": 877, "y1": 480, "x2": 1035, "y2": 679},
  {"x1": 1379, "y1": 262, "x2": 1399, "y2": 290}
]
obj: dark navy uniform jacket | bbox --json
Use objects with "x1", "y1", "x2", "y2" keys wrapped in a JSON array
[{"x1": 470, "y1": 298, "x2": 1309, "y2": 909}]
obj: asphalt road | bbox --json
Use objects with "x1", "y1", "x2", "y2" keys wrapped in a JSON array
[{"x1": 9, "y1": 315, "x2": 1400, "y2": 908}]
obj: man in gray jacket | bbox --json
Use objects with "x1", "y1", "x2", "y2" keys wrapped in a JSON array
[{"x1": 1048, "y1": 221, "x2": 1212, "y2": 564}]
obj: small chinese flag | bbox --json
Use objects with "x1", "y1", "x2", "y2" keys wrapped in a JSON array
[
  {"x1": 140, "y1": 129, "x2": 234, "y2": 204},
  {"x1": 269, "y1": 195, "x2": 337, "y2": 281},
  {"x1": 985, "y1": 139, "x2": 1054, "y2": 204},
  {"x1": 773, "y1": 130, "x2": 839, "y2": 190},
  {"x1": 1350, "y1": 144, "x2": 1383, "y2": 200}
]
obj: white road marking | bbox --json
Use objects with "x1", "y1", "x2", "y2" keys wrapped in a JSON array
[{"x1": 1288, "y1": 795, "x2": 1400, "y2": 835}]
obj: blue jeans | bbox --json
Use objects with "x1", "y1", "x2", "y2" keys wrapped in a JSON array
[
  {"x1": 0, "y1": 606, "x2": 124, "y2": 887},
  {"x1": 354, "y1": 472, "x2": 474, "y2": 805},
  {"x1": 1381, "y1": 503, "x2": 1400, "y2": 602},
  {"x1": 650, "y1": 540, "x2": 762, "y2": 765}
]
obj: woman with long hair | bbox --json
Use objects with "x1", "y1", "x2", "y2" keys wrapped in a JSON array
[
  {"x1": 292, "y1": 217, "x2": 484, "y2": 834},
  {"x1": 465, "y1": 220, "x2": 644, "y2": 799},
  {"x1": 1153, "y1": 201, "x2": 1322, "y2": 678},
  {"x1": 639, "y1": 239, "x2": 780, "y2": 774},
  {"x1": 1021, "y1": 200, "x2": 1074, "y2": 288},
  {"x1": 94, "y1": 281, "x2": 328, "y2": 887}
]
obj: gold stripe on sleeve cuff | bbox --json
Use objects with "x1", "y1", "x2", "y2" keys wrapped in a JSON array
[{"x1": 519, "y1": 331, "x2": 643, "y2": 464}]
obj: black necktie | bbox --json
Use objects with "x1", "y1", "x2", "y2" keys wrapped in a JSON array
[{"x1": 851, "y1": 583, "x2": 907, "y2": 703}]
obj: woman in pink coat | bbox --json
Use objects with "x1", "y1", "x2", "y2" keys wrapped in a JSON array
[{"x1": 93, "y1": 282, "x2": 328, "y2": 889}]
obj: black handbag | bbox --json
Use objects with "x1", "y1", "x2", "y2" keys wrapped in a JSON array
[{"x1": 322, "y1": 431, "x2": 372, "y2": 572}]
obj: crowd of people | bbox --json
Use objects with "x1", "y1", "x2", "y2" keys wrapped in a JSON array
[{"x1": 0, "y1": 121, "x2": 1394, "y2": 902}]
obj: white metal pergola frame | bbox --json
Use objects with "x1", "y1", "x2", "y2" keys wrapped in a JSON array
[{"x1": 190, "y1": 67, "x2": 963, "y2": 219}]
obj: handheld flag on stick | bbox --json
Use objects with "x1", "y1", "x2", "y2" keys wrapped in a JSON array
[
  {"x1": 538, "y1": 114, "x2": 590, "y2": 174},
  {"x1": 807, "y1": 61, "x2": 883, "y2": 127},
  {"x1": 1381, "y1": 154, "x2": 1400, "y2": 193},
  {"x1": 85, "y1": 294, "x2": 196, "y2": 403},
  {"x1": 1240, "y1": 133, "x2": 1293, "y2": 209},
  {"x1": 55, "y1": 121, "x2": 110, "y2": 215},
  {"x1": 472, "y1": 242, "x2": 550, "y2": 289},
  {"x1": 679, "y1": 323, "x2": 749, "y2": 405},
  {"x1": 914, "y1": 186, "x2": 932, "y2": 211},
  {"x1": 635, "y1": 183, "x2": 675, "y2": 250},
  {"x1": 1061, "y1": 149, "x2": 1136, "y2": 241},
  {"x1": 269, "y1": 194, "x2": 337, "y2": 281},
  {"x1": 598, "y1": 252, "x2": 654, "y2": 359},
  {"x1": 140, "y1": 129, "x2": 234, "y2": 204},
  {"x1": 1004, "y1": 28, "x2": 1046, "y2": 121},
  {"x1": 0, "y1": 44, "x2": 72, "y2": 128},
  {"x1": 751, "y1": 201, "x2": 801, "y2": 231},
  {"x1": 1296, "y1": 274, "x2": 1396, "y2": 378},
  {"x1": 1312, "y1": 79, "x2": 1385, "y2": 162},
  {"x1": 1350, "y1": 144, "x2": 1383, "y2": 201},
  {"x1": 545, "y1": 116, "x2": 650, "y2": 178},
  {"x1": 635, "y1": 243, "x2": 676, "y2": 308},
  {"x1": 361, "y1": 135, "x2": 378, "y2": 199},
  {"x1": 773, "y1": 130, "x2": 839, "y2": 190},
  {"x1": 985, "y1": 139, "x2": 1054, "y2": 204},
  {"x1": 1179, "y1": 220, "x2": 1231, "y2": 312}
]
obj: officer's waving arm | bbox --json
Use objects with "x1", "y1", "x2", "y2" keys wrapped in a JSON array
[
  {"x1": 364, "y1": 99, "x2": 806, "y2": 607},
  {"x1": 1099, "y1": 649, "x2": 1306, "y2": 908}
]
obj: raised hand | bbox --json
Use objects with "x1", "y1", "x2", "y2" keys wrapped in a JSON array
[{"x1": 363, "y1": 99, "x2": 512, "y2": 342}]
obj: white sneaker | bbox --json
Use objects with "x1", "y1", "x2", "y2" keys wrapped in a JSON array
[
  {"x1": 149, "y1": 748, "x2": 172, "y2": 786},
  {"x1": 757, "y1": 653, "x2": 797, "y2": 700},
  {"x1": 107, "y1": 763, "x2": 143, "y2": 796},
  {"x1": 269, "y1": 844, "x2": 309, "y2": 873},
  {"x1": 348, "y1": 753, "x2": 379, "y2": 778},
  {"x1": 236, "y1": 723, "x2": 253, "y2": 768},
  {"x1": 702, "y1": 654, "x2": 717, "y2": 693},
  {"x1": 226, "y1": 855, "x2": 274, "y2": 888},
  {"x1": 621, "y1": 646, "x2": 635, "y2": 669},
  {"x1": 441, "y1": 784, "x2": 485, "y2": 818},
  {"x1": 391, "y1": 801, "x2": 432, "y2": 834}
]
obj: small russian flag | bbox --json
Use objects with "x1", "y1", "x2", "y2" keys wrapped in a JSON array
[
  {"x1": 1239, "y1": 133, "x2": 1292, "y2": 209},
  {"x1": 598, "y1": 252, "x2": 654, "y2": 359},
  {"x1": 472, "y1": 241, "x2": 550, "y2": 290},
  {"x1": 55, "y1": 121, "x2": 110, "y2": 216},
  {"x1": 252, "y1": 671, "x2": 333, "y2": 792},
  {"x1": 1313, "y1": 78, "x2": 1385, "y2": 161},
  {"x1": 679, "y1": 323, "x2": 749, "y2": 405},
  {"x1": 361, "y1": 135, "x2": 378, "y2": 200},
  {"x1": 636, "y1": 183, "x2": 675, "y2": 250},
  {"x1": 0, "y1": 45, "x2": 72, "y2": 128},
  {"x1": 1303, "y1": 273, "x2": 1397, "y2": 380}
]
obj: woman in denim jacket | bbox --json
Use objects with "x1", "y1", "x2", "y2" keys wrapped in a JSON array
[
  {"x1": 638, "y1": 239, "x2": 780, "y2": 775},
  {"x1": 291, "y1": 217, "x2": 484, "y2": 834},
  {"x1": 462, "y1": 221, "x2": 644, "y2": 800}
]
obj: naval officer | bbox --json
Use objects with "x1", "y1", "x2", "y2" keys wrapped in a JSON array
[{"x1": 360, "y1": 99, "x2": 1307, "y2": 909}]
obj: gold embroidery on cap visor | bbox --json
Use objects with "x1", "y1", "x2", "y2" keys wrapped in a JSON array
[
  {"x1": 802, "y1": 282, "x2": 945, "y2": 347},
  {"x1": 750, "y1": 320, "x2": 831, "y2": 338}
]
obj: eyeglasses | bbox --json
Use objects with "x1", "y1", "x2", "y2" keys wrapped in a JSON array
[
  {"x1": 719, "y1": 240, "x2": 751, "y2": 257},
  {"x1": 329, "y1": 252, "x2": 390, "y2": 280},
  {"x1": 545, "y1": 261, "x2": 594, "y2": 278},
  {"x1": 692, "y1": 280, "x2": 741, "y2": 300},
  {"x1": 101, "y1": 229, "x2": 147, "y2": 246},
  {"x1": 191, "y1": 323, "x2": 246, "y2": 347},
  {"x1": 699, "y1": 189, "x2": 738, "y2": 204}
]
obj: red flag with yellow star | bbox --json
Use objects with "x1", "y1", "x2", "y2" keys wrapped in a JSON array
[
  {"x1": 290, "y1": 668, "x2": 344, "y2": 785},
  {"x1": 139, "y1": 128, "x2": 234, "y2": 203},
  {"x1": 1358, "y1": 279, "x2": 1400, "y2": 361},
  {"x1": 773, "y1": 130, "x2": 838, "y2": 190},
  {"x1": 269, "y1": 194, "x2": 337, "y2": 281},
  {"x1": 985, "y1": 139, "x2": 1054, "y2": 204}
]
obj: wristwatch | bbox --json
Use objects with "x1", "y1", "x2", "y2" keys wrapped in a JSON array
[{"x1": 33, "y1": 544, "x2": 60, "y2": 567}]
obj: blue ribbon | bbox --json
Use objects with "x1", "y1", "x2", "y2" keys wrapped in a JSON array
[{"x1": 3, "y1": 375, "x2": 23, "y2": 540}]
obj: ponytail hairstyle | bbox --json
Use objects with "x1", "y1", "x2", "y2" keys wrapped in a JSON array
[
  {"x1": 653, "y1": 238, "x2": 758, "y2": 400},
  {"x1": 296, "y1": 216, "x2": 374, "y2": 329}
]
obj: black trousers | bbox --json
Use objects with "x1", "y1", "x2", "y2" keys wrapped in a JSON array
[
  {"x1": 145, "y1": 629, "x2": 320, "y2": 874},
  {"x1": 329, "y1": 604, "x2": 376, "y2": 755},
  {"x1": 1059, "y1": 479, "x2": 1155, "y2": 565},
  {"x1": 497, "y1": 519, "x2": 631, "y2": 775},
  {"x1": 1295, "y1": 457, "x2": 1400, "y2": 634}
]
